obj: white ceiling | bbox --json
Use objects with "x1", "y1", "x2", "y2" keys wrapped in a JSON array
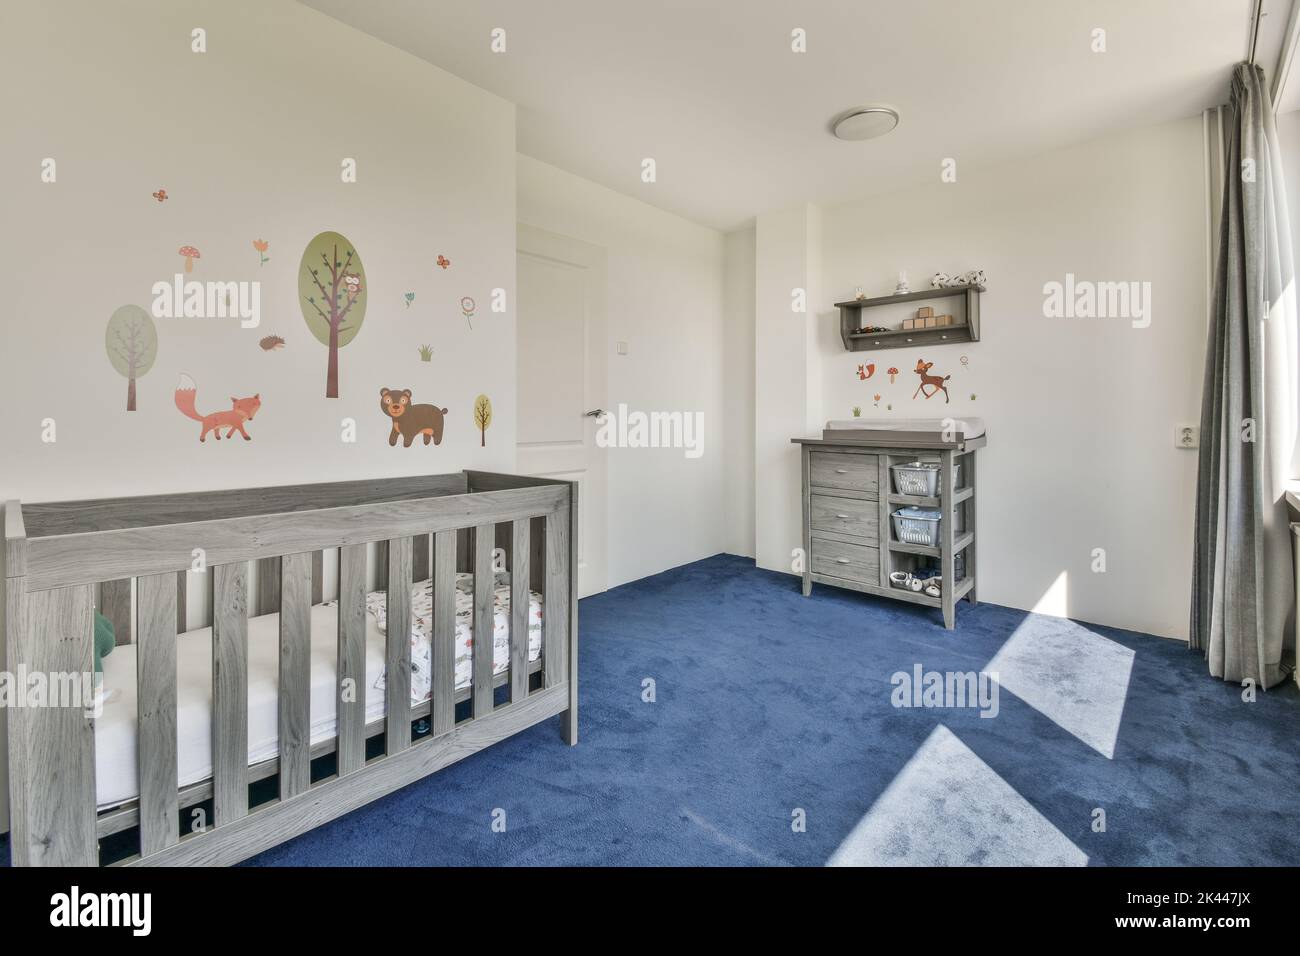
[{"x1": 302, "y1": 0, "x2": 1253, "y2": 231}]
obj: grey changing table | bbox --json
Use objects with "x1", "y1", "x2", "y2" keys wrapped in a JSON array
[{"x1": 791, "y1": 425, "x2": 985, "y2": 629}]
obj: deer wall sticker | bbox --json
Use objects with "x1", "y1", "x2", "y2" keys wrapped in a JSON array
[{"x1": 912, "y1": 359, "x2": 951, "y2": 403}]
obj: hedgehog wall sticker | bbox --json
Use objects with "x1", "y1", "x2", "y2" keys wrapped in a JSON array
[{"x1": 259, "y1": 334, "x2": 285, "y2": 351}]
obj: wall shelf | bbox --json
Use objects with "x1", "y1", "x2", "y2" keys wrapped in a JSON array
[{"x1": 835, "y1": 283, "x2": 983, "y2": 352}]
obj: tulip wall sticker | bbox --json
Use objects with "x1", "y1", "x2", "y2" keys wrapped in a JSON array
[
  {"x1": 473, "y1": 394, "x2": 493, "y2": 447},
  {"x1": 460, "y1": 295, "x2": 475, "y2": 330},
  {"x1": 298, "y1": 230, "x2": 368, "y2": 398},
  {"x1": 105, "y1": 305, "x2": 158, "y2": 411},
  {"x1": 253, "y1": 238, "x2": 269, "y2": 266}
]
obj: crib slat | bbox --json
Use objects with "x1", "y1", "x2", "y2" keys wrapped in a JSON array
[
  {"x1": 136, "y1": 573, "x2": 179, "y2": 855},
  {"x1": 100, "y1": 578, "x2": 132, "y2": 644},
  {"x1": 412, "y1": 533, "x2": 430, "y2": 583},
  {"x1": 336, "y1": 543, "x2": 366, "y2": 775},
  {"x1": 510, "y1": 519, "x2": 530, "y2": 702},
  {"x1": 472, "y1": 524, "x2": 494, "y2": 717},
  {"x1": 311, "y1": 550, "x2": 324, "y2": 605},
  {"x1": 212, "y1": 563, "x2": 249, "y2": 825},
  {"x1": 431, "y1": 529, "x2": 456, "y2": 736},
  {"x1": 543, "y1": 510, "x2": 570, "y2": 688},
  {"x1": 256, "y1": 557, "x2": 281, "y2": 615},
  {"x1": 385, "y1": 537, "x2": 413, "y2": 755},
  {"x1": 176, "y1": 570, "x2": 188, "y2": 632},
  {"x1": 278, "y1": 551, "x2": 312, "y2": 799}
]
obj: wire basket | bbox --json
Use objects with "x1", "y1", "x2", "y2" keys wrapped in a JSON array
[
  {"x1": 892, "y1": 507, "x2": 942, "y2": 547},
  {"x1": 891, "y1": 461, "x2": 962, "y2": 496}
]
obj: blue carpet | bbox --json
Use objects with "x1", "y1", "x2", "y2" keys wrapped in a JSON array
[{"x1": 4, "y1": 553, "x2": 1299, "y2": 865}]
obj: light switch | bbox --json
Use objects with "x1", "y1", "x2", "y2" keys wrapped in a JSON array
[
  {"x1": 1176, "y1": 424, "x2": 1199, "y2": 449},
  {"x1": 616, "y1": 341, "x2": 629, "y2": 355}
]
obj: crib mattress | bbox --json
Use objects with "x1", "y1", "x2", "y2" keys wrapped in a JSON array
[
  {"x1": 94, "y1": 573, "x2": 542, "y2": 810},
  {"x1": 824, "y1": 416, "x2": 986, "y2": 439}
]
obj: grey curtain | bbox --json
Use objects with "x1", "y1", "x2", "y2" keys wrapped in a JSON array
[{"x1": 1192, "y1": 62, "x2": 1298, "y2": 687}]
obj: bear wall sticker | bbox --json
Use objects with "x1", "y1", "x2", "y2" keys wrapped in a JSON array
[
  {"x1": 175, "y1": 373, "x2": 262, "y2": 442},
  {"x1": 380, "y1": 387, "x2": 447, "y2": 447},
  {"x1": 105, "y1": 304, "x2": 158, "y2": 411},
  {"x1": 299, "y1": 231, "x2": 368, "y2": 398}
]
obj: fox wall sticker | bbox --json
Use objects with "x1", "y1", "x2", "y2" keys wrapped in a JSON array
[{"x1": 175, "y1": 374, "x2": 262, "y2": 442}]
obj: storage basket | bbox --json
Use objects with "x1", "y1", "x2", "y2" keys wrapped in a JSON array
[
  {"x1": 892, "y1": 507, "x2": 942, "y2": 547},
  {"x1": 891, "y1": 460, "x2": 962, "y2": 496}
]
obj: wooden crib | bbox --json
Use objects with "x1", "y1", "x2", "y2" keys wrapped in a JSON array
[{"x1": 0, "y1": 470, "x2": 578, "y2": 866}]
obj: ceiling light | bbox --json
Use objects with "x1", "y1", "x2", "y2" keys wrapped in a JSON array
[{"x1": 832, "y1": 106, "x2": 899, "y2": 141}]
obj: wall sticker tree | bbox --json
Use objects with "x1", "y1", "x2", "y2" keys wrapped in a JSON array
[
  {"x1": 473, "y1": 393, "x2": 493, "y2": 447},
  {"x1": 104, "y1": 304, "x2": 157, "y2": 411},
  {"x1": 298, "y1": 230, "x2": 367, "y2": 398}
]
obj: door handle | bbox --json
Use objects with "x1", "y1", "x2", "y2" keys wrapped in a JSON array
[
  {"x1": 836, "y1": 513, "x2": 850, "y2": 519},
  {"x1": 585, "y1": 409, "x2": 606, "y2": 418},
  {"x1": 835, "y1": 468, "x2": 849, "y2": 474}
]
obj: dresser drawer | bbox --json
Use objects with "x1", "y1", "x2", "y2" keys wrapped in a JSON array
[
  {"x1": 811, "y1": 536, "x2": 880, "y2": 585},
  {"x1": 810, "y1": 494, "x2": 879, "y2": 540},
  {"x1": 809, "y1": 451, "x2": 878, "y2": 494}
]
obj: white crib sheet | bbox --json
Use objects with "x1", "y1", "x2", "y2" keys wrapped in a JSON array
[{"x1": 94, "y1": 573, "x2": 543, "y2": 810}]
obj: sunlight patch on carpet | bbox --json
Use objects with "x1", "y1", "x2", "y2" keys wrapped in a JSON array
[
  {"x1": 827, "y1": 725, "x2": 1087, "y2": 866},
  {"x1": 986, "y1": 617, "x2": 1135, "y2": 759}
]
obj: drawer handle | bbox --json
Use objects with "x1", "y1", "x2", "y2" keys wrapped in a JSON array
[
  {"x1": 835, "y1": 468, "x2": 849, "y2": 474},
  {"x1": 835, "y1": 513, "x2": 850, "y2": 519},
  {"x1": 836, "y1": 558, "x2": 851, "y2": 564}
]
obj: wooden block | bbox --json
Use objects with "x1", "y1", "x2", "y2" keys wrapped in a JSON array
[
  {"x1": 924, "y1": 316, "x2": 939, "y2": 328},
  {"x1": 935, "y1": 314, "x2": 952, "y2": 326},
  {"x1": 916, "y1": 306, "x2": 934, "y2": 318},
  {"x1": 901, "y1": 318, "x2": 915, "y2": 330}
]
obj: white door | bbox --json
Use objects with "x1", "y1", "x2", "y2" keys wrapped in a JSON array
[{"x1": 516, "y1": 223, "x2": 607, "y2": 597}]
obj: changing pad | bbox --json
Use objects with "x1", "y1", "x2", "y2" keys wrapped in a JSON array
[{"x1": 824, "y1": 416, "x2": 985, "y2": 439}]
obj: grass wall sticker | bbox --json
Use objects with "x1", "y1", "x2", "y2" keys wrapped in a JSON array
[
  {"x1": 105, "y1": 305, "x2": 157, "y2": 411},
  {"x1": 299, "y1": 231, "x2": 367, "y2": 398},
  {"x1": 473, "y1": 394, "x2": 493, "y2": 447},
  {"x1": 174, "y1": 373, "x2": 262, "y2": 442},
  {"x1": 417, "y1": 344, "x2": 434, "y2": 362},
  {"x1": 380, "y1": 387, "x2": 447, "y2": 447},
  {"x1": 405, "y1": 292, "x2": 415, "y2": 308}
]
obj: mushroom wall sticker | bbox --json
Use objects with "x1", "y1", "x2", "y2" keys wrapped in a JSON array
[
  {"x1": 298, "y1": 231, "x2": 368, "y2": 399},
  {"x1": 105, "y1": 305, "x2": 157, "y2": 411},
  {"x1": 178, "y1": 245, "x2": 200, "y2": 273},
  {"x1": 888, "y1": 366, "x2": 899, "y2": 383}
]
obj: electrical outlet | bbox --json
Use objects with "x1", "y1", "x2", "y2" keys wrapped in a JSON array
[{"x1": 1176, "y1": 424, "x2": 1199, "y2": 449}]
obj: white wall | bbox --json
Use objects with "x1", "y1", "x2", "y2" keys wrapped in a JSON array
[
  {"x1": 517, "y1": 155, "x2": 729, "y2": 589},
  {"x1": 723, "y1": 228, "x2": 756, "y2": 558},
  {"x1": 753, "y1": 116, "x2": 1208, "y2": 639},
  {"x1": 0, "y1": 0, "x2": 517, "y2": 506}
]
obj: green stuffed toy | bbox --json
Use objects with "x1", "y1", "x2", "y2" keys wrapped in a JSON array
[{"x1": 93, "y1": 609, "x2": 115, "y2": 675}]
